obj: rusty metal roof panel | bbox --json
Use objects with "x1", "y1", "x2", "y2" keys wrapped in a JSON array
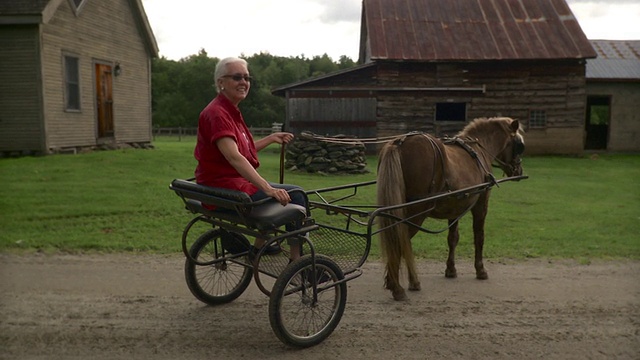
[{"x1": 362, "y1": 0, "x2": 597, "y2": 61}]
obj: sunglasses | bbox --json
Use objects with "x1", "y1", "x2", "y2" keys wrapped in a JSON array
[{"x1": 222, "y1": 74, "x2": 252, "y2": 82}]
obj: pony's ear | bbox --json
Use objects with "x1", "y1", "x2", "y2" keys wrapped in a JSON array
[{"x1": 510, "y1": 119, "x2": 520, "y2": 132}]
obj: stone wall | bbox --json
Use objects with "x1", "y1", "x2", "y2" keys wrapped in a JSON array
[{"x1": 285, "y1": 132, "x2": 369, "y2": 174}]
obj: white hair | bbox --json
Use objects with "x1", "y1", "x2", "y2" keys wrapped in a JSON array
[{"x1": 214, "y1": 57, "x2": 248, "y2": 93}]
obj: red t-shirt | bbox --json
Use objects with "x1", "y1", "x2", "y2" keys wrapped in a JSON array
[{"x1": 194, "y1": 94, "x2": 260, "y2": 195}]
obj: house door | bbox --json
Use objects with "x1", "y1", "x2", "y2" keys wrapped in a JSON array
[
  {"x1": 95, "y1": 64, "x2": 114, "y2": 138},
  {"x1": 585, "y1": 96, "x2": 610, "y2": 150}
]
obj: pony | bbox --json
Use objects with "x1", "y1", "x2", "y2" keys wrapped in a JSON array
[{"x1": 376, "y1": 117, "x2": 525, "y2": 301}]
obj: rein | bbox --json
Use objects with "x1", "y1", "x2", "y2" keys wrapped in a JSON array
[
  {"x1": 299, "y1": 131, "x2": 423, "y2": 145},
  {"x1": 298, "y1": 131, "x2": 519, "y2": 183}
]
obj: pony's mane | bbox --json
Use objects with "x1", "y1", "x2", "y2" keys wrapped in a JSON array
[{"x1": 458, "y1": 117, "x2": 523, "y2": 138}]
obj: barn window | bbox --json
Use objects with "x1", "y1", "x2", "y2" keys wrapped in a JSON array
[
  {"x1": 64, "y1": 55, "x2": 81, "y2": 111},
  {"x1": 435, "y1": 102, "x2": 466, "y2": 122},
  {"x1": 529, "y1": 110, "x2": 547, "y2": 128}
]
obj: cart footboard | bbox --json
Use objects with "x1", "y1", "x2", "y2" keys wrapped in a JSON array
[{"x1": 303, "y1": 224, "x2": 370, "y2": 275}]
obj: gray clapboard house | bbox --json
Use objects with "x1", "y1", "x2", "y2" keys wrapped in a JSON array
[{"x1": 0, "y1": 0, "x2": 158, "y2": 156}]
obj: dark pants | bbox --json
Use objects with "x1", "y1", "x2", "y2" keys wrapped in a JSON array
[{"x1": 250, "y1": 183, "x2": 307, "y2": 241}]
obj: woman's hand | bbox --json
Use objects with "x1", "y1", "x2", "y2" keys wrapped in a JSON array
[
  {"x1": 254, "y1": 132, "x2": 294, "y2": 152},
  {"x1": 266, "y1": 187, "x2": 291, "y2": 206},
  {"x1": 270, "y1": 132, "x2": 294, "y2": 144}
]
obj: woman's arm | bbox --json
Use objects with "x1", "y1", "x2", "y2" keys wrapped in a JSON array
[
  {"x1": 254, "y1": 132, "x2": 293, "y2": 152},
  {"x1": 217, "y1": 137, "x2": 291, "y2": 205}
]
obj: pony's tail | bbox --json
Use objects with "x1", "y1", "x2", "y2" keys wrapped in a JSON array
[{"x1": 377, "y1": 143, "x2": 410, "y2": 289}]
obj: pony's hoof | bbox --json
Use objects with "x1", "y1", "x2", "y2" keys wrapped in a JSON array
[
  {"x1": 392, "y1": 289, "x2": 408, "y2": 301},
  {"x1": 408, "y1": 282, "x2": 421, "y2": 291},
  {"x1": 445, "y1": 268, "x2": 457, "y2": 278},
  {"x1": 476, "y1": 271, "x2": 488, "y2": 280}
]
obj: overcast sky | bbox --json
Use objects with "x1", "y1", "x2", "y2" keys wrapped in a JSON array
[{"x1": 141, "y1": 0, "x2": 640, "y2": 61}]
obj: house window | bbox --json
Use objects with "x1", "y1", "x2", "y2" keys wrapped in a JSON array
[
  {"x1": 435, "y1": 102, "x2": 466, "y2": 122},
  {"x1": 69, "y1": 0, "x2": 86, "y2": 12},
  {"x1": 64, "y1": 55, "x2": 80, "y2": 111},
  {"x1": 529, "y1": 110, "x2": 547, "y2": 128}
]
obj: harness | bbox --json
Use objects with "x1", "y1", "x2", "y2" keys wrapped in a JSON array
[
  {"x1": 442, "y1": 136, "x2": 498, "y2": 186},
  {"x1": 392, "y1": 132, "x2": 447, "y2": 195}
]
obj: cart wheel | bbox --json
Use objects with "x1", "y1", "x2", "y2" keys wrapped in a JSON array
[
  {"x1": 185, "y1": 229, "x2": 253, "y2": 305},
  {"x1": 268, "y1": 255, "x2": 347, "y2": 347}
]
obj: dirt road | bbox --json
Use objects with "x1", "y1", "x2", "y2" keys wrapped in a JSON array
[{"x1": 1, "y1": 253, "x2": 638, "y2": 360}]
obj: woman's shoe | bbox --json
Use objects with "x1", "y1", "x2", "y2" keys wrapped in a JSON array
[
  {"x1": 220, "y1": 232, "x2": 251, "y2": 254},
  {"x1": 249, "y1": 243, "x2": 283, "y2": 259}
]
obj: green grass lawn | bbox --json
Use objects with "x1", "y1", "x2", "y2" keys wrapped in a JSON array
[{"x1": 1, "y1": 136, "x2": 638, "y2": 261}]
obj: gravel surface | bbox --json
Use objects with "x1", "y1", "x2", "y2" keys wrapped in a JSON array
[{"x1": 1, "y1": 253, "x2": 638, "y2": 360}]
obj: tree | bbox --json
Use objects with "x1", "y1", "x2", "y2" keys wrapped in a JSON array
[
  {"x1": 309, "y1": 54, "x2": 340, "y2": 77},
  {"x1": 151, "y1": 51, "x2": 357, "y2": 129}
]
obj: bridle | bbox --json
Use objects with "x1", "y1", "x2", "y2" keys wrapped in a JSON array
[
  {"x1": 444, "y1": 133, "x2": 524, "y2": 183},
  {"x1": 443, "y1": 136, "x2": 499, "y2": 185},
  {"x1": 488, "y1": 135, "x2": 525, "y2": 175}
]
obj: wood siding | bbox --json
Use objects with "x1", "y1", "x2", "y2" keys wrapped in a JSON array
[
  {"x1": 279, "y1": 65, "x2": 379, "y2": 146},
  {"x1": 281, "y1": 60, "x2": 588, "y2": 155},
  {"x1": 375, "y1": 61, "x2": 588, "y2": 154},
  {"x1": 287, "y1": 97, "x2": 377, "y2": 137},
  {"x1": 38, "y1": 0, "x2": 152, "y2": 151},
  {"x1": 0, "y1": 25, "x2": 45, "y2": 154}
]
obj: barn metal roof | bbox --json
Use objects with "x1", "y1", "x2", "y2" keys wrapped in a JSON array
[
  {"x1": 361, "y1": 0, "x2": 597, "y2": 61},
  {"x1": 586, "y1": 40, "x2": 640, "y2": 81}
]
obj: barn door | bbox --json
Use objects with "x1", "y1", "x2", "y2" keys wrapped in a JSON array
[
  {"x1": 95, "y1": 64, "x2": 114, "y2": 138},
  {"x1": 585, "y1": 96, "x2": 610, "y2": 150}
]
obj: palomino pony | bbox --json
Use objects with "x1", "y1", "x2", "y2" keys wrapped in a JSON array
[{"x1": 377, "y1": 117, "x2": 525, "y2": 301}]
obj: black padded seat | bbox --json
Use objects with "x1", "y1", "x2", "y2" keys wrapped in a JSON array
[{"x1": 171, "y1": 179, "x2": 307, "y2": 231}]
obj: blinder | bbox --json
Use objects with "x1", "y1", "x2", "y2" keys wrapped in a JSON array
[
  {"x1": 493, "y1": 135, "x2": 525, "y2": 176},
  {"x1": 512, "y1": 138, "x2": 525, "y2": 158}
]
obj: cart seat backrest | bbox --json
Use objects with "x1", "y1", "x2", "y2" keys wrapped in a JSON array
[
  {"x1": 170, "y1": 179, "x2": 306, "y2": 231},
  {"x1": 170, "y1": 179, "x2": 252, "y2": 211}
]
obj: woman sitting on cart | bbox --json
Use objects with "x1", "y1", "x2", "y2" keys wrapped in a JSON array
[{"x1": 194, "y1": 56, "x2": 306, "y2": 261}]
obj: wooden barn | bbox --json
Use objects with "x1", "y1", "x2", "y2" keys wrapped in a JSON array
[
  {"x1": 585, "y1": 40, "x2": 640, "y2": 152},
  {"x1": 272, "y1": 0, "x2": 598, "y2": 155},
  {"x1": 0, "y1": 0, "x2": 158, "y2": 156}
]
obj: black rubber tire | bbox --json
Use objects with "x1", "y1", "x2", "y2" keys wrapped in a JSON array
[
  {"x1": 184, "y1": 229, "x2": 253, "y2": 305},
  {"x1": 268, "y1": 255, "x2": 347, "y2": 347}
]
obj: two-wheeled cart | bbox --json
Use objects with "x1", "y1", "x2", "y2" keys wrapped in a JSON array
[{"x1": 169, "y1": 175, "x2": 526, "y2": 347}]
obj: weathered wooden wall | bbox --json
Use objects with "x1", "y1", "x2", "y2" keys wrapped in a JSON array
[
  {"x1": 375, "y1": 61, "x2": 588, "y2": 154},
  {"x1": 281, "y1": 60, "x2": 588, "y2": 155},
  {"x1": 287, "y1": 97, "x2": 377, "y2": 138},
  {"x1": 0, "y1": 25, "x2": 45, "y2": 155},
  {"x1": 284, "y1": 65, "x2": 379, "y2": 151}
]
